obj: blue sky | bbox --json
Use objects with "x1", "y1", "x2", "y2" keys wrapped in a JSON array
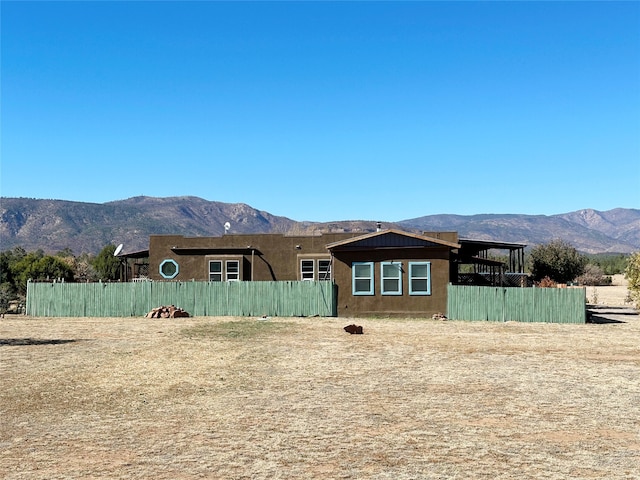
[{"x1": 2, "y1": 1, "x2": 639, "y2": 222}]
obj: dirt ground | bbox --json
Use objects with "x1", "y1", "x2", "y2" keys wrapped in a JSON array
[
  {"x1": 1, "y1": 312, "x2": 639, "y2": 480},
  {"x1": 584, "y1": 274, "x2": 633, "y2": 307}
]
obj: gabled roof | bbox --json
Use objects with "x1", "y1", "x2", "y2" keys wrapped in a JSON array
[{"x1": 326, "y1": 229, "x2": 461, "y2": 250}]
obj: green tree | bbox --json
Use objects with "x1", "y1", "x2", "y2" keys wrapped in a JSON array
[
  {"x1": 529, "y1": 239, "x2": 587, "y2": 284},
  {"x1": 0, "y1": 251, "x2": 13, "y2": 287},
  {"x1": 92, "y1": 244, "x2": 121, "y2": 281},
  {"x1": 0, "y1": 247, "x2": 27, "y2": 307},
  {"x1": 584, "y1": 253, "x2": 629, "y2": 275},
  {"x1": 1, "y1": 247, "x2": 26, "y2": 286},
  {"x1": 12, "y1": 252, "x2": 75, "y2": 295},
  {"x1": 625, "y1": 251, "x2": 640, "y2": 309},
  {"x1": 56, "y1": 247, "x2": 75, "y2": 258},
  {"x1": 0, "y1": 283, "x2": 13, "y2": 313}
]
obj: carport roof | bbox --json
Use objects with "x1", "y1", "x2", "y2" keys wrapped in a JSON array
[{"x1": 459, "y1": 238, "x2": 527, "y2": 250}]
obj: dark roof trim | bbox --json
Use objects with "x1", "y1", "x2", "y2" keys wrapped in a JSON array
[
  {"x1": 458, "y1": 255, "x2": 506, "y2": 266},
  {"x1": 459, "y1": 238, "x2": 527, "y2": 250},
  {"x1": 170, "y1": 247, "x2": 263, "y2": 255},
  {"x1": 117, "y1": 249, "x2": 149, "y2": 259}
]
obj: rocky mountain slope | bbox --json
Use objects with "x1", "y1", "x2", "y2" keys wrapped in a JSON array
[
  {"x1": 398, "y1": 209, "x2": 640, "y2": 254},
  {"x1": 0, "y1": 196, "x2": 298, "y2": 254},
  {"x1": 1, "y1": 196, "x2": 638, "y2": 255}
]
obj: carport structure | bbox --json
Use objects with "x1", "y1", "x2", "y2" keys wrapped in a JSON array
[
  {"x1": 116, "y1": 249, "x2": 150, "y2": 282},
  {"x1": 452, "y1": 238, "x2": 529, "y2": 287}
]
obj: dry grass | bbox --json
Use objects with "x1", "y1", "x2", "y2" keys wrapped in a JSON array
[
  {"x1": 1, "y1": 314, "x2": 639, "y2": 479},
  {"x1": 585, "y1": 274, "x2": 633, "y2": 307}
]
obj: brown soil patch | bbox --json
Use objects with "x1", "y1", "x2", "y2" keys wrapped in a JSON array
[
  {"x1": 585, "y1": 274, "x2": 633, "y2": 306},
  {"x1": 1, "y1": 315, "x2": 639, "y2": 479}
]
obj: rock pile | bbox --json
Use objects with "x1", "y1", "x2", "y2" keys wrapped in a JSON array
[
  {"x1": 145, "y1": 305, "x2": 190, "y2": 318},
  {"x1": 343, "y1": 324, "x2": 363, "y2": 334}
]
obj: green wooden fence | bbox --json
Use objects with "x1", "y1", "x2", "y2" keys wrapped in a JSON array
[
  {"x1": 447, "y1": 285, "x2": 586, "y2": 324},
  {"x1": 26, "y1": 280, "x2": 337, "y2": 317}
]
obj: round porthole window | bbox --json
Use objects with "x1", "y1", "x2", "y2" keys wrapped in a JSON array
[{"x1": 159, "y1": 259, "x2": 179, "y2": 279}]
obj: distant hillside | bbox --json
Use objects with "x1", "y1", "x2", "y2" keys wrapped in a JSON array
[
  {"x1": 1, "y1": 196, "x2": 638, "y2": 255},
  {"x1": 398, "y1": 208, "x2": 640, "y2": 254},
  {"x1": 0, "y1": 196, "x2": 301, "y2": 254}
]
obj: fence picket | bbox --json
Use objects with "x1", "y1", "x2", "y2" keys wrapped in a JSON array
[
  {"x1": 26, "y1": 280, "x2": 337, "y2": 318},
  {"x1": 448, "y1": 285, "x2": 586, "y2": 324}
]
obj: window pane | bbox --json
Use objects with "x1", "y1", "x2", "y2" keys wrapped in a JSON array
[
  {"x1": 318, "y1": 260, "x2": 331, "y2": 280},
  {"x1": 382, "y1": 264, "x2": 399, "y2": 278},
  {"x1": 409, "y1": 262, "x2": 431, "y2": 295},
  {"x1": 411, "y1": 264, "x2": 428, "y2": 278},
  {"x1": 162, "y1": 262, "x2": 176, "y2": 276},
  {"x1": 383, "y1": 279, "x2": 399, "y2": 291},
  {"x1": 354, "y1": 264, "x2": 371, "y2": 277},
  {"x1": 411, "y1": 279, "x2": 428, "y2": 292},
  {"x1": 226, "y1": 261, "x2": 239, "y2": 273},
  {"x1": 209, "y1": 261, "x2": 223, "y2": 281},
  {"x1": 381, "y1": 262, "x2": 402, "y2": 294},
  {"x1": 301, "y1": 260, "x2": 314, "y2": 280},
  {"x1": 226, "y1": 260, "x2": 239, "y2": 281},
  {"x1": 160, "y1": 259, "x2": 179, "y2": 279},
  {"x1": 352, "y1": 262, "x2": 374, "y2": 295}
]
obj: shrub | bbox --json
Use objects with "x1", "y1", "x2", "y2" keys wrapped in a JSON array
[
  {"x1": 536, "y1": 276, "x2": 557, "y2": 288},
  {"x1": 575, "y1": 264, "x2": 611, "y2": 286},
  {"x1": 529, "y1": 239, "x2": 587, "y2": 284},
  {"x1": 624, "y1": 251, "x2": 640, "y2": 309}
]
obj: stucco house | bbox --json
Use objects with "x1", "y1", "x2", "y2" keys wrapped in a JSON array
[{"x1": 136, "y1": 228, "x2": 526, "y2": 317}]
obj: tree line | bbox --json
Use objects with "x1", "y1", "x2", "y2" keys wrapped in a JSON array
[
  {"x1": 2, "y1": 241, "x2": 640, "y2": 312},
  {"x1": 0, "y1": 245, "x2": 121, "y2": 312},
  {"x1": 528, "y1": 240, "x2": 632, "y2": 285},
  {"x1": 527, "y1": 240, "x2": 639, "y2": 308}
]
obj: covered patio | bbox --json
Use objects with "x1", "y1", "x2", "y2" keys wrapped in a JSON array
[{"x1": 452, "y1": 238, "x2": 530, "y2": 287}]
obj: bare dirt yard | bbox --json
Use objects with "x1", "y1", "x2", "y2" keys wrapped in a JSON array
[
  {"x1": 2, "y1": 312, "x2": 639, "y2": 479},
  {"x1": 585, "y1": 274, "x2": 633, "y2": 307}
]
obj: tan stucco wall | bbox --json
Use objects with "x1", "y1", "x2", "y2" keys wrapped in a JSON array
[
  {"x1": 331, "y1": 247, "x2": 451, "y2": 318},
  {"x1": 148, "y1": 233, "x2": 453, "y2": 317},
  {"x1": 149, "y1": 233, "x2": 359, "y2": 282}
]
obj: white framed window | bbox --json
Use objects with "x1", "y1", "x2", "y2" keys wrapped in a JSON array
[
  {"x1": 381, "y1": 262, "x2": 402, "y2": 295},
  {"x1": 209, "y1": 260, "x2": 223, "y2": 281},
  {"x1": 318, "y1": 259, "x2": 331, "y2": 281},
  {"x1": 352, "y1": 262, "x2": 374, "y2": 295},
  {"x1": 208, "y1": 257, "x2": 242, "y2": 282},
  {"x1": 409, "y1": 262, "x2": 431, "y2": 295},
  {"x1": 298, "y1": 256, "x2": 331, "y2": 281},
  {"x1": 301, "y1": 259, "x2": 315, "y2": 281},
  {"x1": 226, "y1": 260, "x2": 240, "y2": 281}
]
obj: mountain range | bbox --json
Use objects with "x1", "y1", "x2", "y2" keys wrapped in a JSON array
[{"x1": 1, "y1": 196, "x2": 639, "y2": 255}]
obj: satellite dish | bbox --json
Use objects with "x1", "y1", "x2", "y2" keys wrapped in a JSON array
[
  {"x1": 224, "y1": 222, "x2": 231, "y2": 233},
  {"x1": 114, "y1": 243, "x2": 124, "y2": 256}
]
